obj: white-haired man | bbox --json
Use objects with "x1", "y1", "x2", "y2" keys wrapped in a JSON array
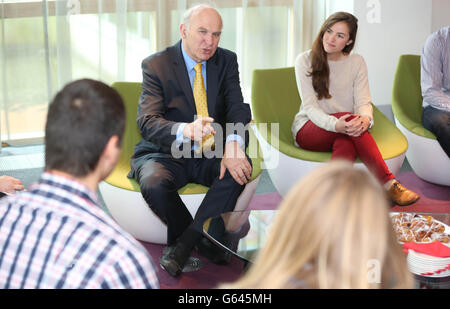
[{"x1": 129, "y1": 4, "x2": 252, "y2": 277}]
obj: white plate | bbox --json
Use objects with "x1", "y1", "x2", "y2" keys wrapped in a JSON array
[
  {"x1": 390, "y1": 213, "x2": 450, "y2": 278},
  {"x1": 408, "y1": 268, "x2": 450, "y2": 278},
  {"x1": 408, "y1": 249, "x2": 450, "y2": 261}
]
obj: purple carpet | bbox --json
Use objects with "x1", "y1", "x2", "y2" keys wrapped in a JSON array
[
  {"x1": 138, "y1": 192, "x2": 280, "y2": 289},
  {"x1": 137, "y1": 192, "x2": 281, "y2": 289},
  {"x1": 138, "y1": 241, "x2": 246, "y2": 289},
  {"x1": 140, "y1": 171, "x2": 449, "y2": 289}
]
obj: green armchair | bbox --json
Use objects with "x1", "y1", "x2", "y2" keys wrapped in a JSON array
[
  {"x1": 251, "y1": 67, "x2": 408, "y2": 196},
  {"x1": 99, "y1": 82, "x2": 263, "y2": 244},
  {"x1": 391, "y1": 55, "x2": 450, "y2": 186}
]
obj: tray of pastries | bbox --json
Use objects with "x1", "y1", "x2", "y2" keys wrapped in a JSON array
[{"x1": 390, "y1": 212, "x2": 450, "y2": 243}]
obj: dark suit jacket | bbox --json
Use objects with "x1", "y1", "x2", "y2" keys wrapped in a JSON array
[{"x1": 130, "y1": 40, "x2": 252, "y2": 168}]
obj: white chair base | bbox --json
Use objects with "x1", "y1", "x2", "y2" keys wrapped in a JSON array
[
  {"x1": 99, "y1": 175, "x2": 260, "y2": 244},
  {"x1": 253, "y1": 126, "x2": 405, "y2": 196},
  {"x1": 395, "y1": 119, "x2": 450, "y2": 186}
]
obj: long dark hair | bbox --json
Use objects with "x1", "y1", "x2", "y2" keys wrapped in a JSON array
[{"x1": 309, "y1": 12, "x2": 358, "y2": 100}]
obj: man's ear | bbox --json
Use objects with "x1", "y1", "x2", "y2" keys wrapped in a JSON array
[
  {"x1": 180, "y1": 24, "x2": 187, "y2": 39},
  {"x1": 105, "y1": 135, "x2": 120, "y2": 159},
  {"x1": 99, "y1": 135, "x2": 121, "y2": 176}
]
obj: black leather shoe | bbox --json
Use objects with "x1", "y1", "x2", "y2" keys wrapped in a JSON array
[
  {"x1": 159, "y1": 246, "x2": 182, "y2": 277},
  {"x1": 182, "y1": 256, "x2": 203, "y2": 273},
  {"x1": 196, "y1": 237, "x2": 231, "y2": 265},
  {"x1": 162, "y1": 246, "x2": 203, "y2": 273}
]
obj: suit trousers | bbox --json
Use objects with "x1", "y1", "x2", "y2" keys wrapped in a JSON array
[
  {"x1": 295, "y1": 112, "x2": 394, "y2": 184},
  {"x1": 422, "y1": 105, "x2": 450, "y2": 158},
  {"x1": 134, "y1": 155, "x2": 248, "y2": 245}
]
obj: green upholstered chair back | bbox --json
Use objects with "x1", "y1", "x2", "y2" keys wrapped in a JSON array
[
  {"x1": 251, "y1": 67, "x2": 333, "y2": 162},
  {"x1": 251, "y1": 67, "x2": 300, "y2": 144},
  {"x1": 113, "y1": 82, "x2": 142, "y2": 163},
  {"x1": 392, "y1": 55, "x2": 435, "y2": 139},
  {"x1": 104, "y1": 82, "x2": 143, "y2": 191}
]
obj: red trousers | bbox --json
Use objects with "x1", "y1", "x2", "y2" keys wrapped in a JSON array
[{"x1": 295, "y1": 112, "x2": 394, "y2": 184}]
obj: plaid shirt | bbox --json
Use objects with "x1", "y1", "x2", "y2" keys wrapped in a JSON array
[{"x1": 0, "y1": 172, "x2": 159, "y2": 289}]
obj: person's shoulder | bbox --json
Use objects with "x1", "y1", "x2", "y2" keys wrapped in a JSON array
[
  {"x1": 84, "y1": 213, "x2": 152, "y2": 263},
  {"x1": 348, "y1": 52, "x2": 367, "y2": 68},
  {"x1": 295, "y1": 50, "x2": 312, "y2": 67},
  {"x1": 431, "y1": 26, "x2": 450, "y2": 40},
  {"x1": 425, "y1": 26, "x2": 450, "y2": 49},
  {"x1": 93, "y1": 211, "x2": 148, "y2": 253},
  {"x1": 295, "y1": 50, "x2": 311, "y2": 62},
  {"x1": 142, "y1": 42, "x2": 179, "y2": 68},
  {"x1": 205, "y1": 47, "x2": 238, "y2": 72},
  {"x1": 348, "y1": 52, "x2": 364, "y2": 62},
  {"x1": 213, "y1": 46, "x2": 238, "y2": 63},
  {"x1": 217, "y1": 46, "x2": 234, "y2": 55},
  {"x1": 436, "y1": 26, "x2": 450, "y2": 35}
]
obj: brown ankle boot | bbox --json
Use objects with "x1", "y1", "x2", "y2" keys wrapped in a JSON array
[{"x1": 387, "y1": 180, "x2": 420, "y2": 206}]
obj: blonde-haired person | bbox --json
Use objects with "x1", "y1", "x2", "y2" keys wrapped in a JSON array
[{"x1": 222, "y1": 161, "x2": 413, "y2": 289}]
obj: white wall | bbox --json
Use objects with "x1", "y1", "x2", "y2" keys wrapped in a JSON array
[
  {"x1": 353, "y1": 0, "x2": 433, "y2": 106},
  {"x1": 431, "y1": 0, "x2": 450, "y2": 32},
  {"x1": 326, "y1": 0, "x2": 354, "y2": 15}
]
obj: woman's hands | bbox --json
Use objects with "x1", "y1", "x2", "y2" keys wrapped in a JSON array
[{"x1": 335, "y1": 114, "x2": 371, "y2": 137}]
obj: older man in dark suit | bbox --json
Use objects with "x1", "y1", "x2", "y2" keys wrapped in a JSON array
[{"x1": 128, "y1": 4, "x2": 252, "y2": 277}]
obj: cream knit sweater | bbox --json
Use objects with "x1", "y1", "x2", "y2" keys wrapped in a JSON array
[{"x1": 291, "y1": 50, "x2": 373, "y2": 141}]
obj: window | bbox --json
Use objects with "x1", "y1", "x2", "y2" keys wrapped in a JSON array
[{"x1": 1, "y1": 0, "x2": 351, "y2": 144}]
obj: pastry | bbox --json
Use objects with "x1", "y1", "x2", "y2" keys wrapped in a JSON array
[{"x1": 391, "y1": 213, "x2": 449, "y2": 244}]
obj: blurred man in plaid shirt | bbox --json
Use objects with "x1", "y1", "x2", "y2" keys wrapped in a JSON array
[{"x1": 0, "y1": 79, "x2": 159, "y2": 289}]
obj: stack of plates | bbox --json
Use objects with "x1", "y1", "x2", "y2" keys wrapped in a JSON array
[{"x1": 407, "y1": 249, "x2": 450, "y2": 278}]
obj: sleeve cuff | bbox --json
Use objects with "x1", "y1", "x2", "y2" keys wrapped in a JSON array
[
  {"x1": 176, "y1": 123, "x2": 190, "y2": 147},
  {"x1": 364, "y1": 115, "x2": 374, "y2": 129},
  {"x1": 226, "y1": 134, "x2": 245, "y2": 148}
]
